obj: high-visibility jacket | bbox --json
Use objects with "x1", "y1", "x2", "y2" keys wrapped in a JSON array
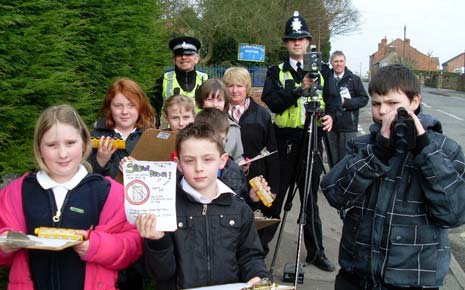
[
  {"x1": 275, "y1": 63, "x2": 325, "y2": 129},
  {"x1": 161, "y1": 70, "x2": 208, "y2": 100}
]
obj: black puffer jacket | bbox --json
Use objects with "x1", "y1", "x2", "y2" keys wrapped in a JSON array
[
  {"x1": 143, "y1": 186, "x2": 271, "y2": 289},
  {"x1": 321, "y1": 113, "x2": 465, "y2": 287},
  {"x1": 89, "y1": 118, "x2": 144, "y2": 178},
  {"x1": 322, "y1": 67, "x2": 368, "y2": 132}
]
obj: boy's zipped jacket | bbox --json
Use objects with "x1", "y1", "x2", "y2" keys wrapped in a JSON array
[
  {"x1": 143, "y1": 186, "x2": 271, "y2": 289},
  {"x1": 321, "y1": 112, "x2": 465, "y2": 287}
]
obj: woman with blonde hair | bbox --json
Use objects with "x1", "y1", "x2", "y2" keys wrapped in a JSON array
[{"x1": 223, "y1": 67, "x2": 280, "y2": 254}]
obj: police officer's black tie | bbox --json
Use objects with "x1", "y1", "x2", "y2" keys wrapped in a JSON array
[{"x1": 296, "y1": 61, "x2": 305, "y2": 80}]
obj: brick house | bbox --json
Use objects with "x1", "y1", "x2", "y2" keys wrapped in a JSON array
[
  {"x1": 442, "y1": 52, "x2": 465, "y2": 73},
  {"x1": 369, "y1": 37, "x2": 439, "y2": 76}
]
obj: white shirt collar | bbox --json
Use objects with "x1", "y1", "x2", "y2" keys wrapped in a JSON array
[
  {"x1": 289, "y1": 57, "x2": 303, "y2": 72},
  {"x1": 114, "y1": 128, "x2": 137, "y2": 140},
  {"x1": 37, "y1": 164, "x2": 88, "y2": 190},
  {"x1": 334, "y1": 72, "x2": 344, "y2": 79},
  {"x1": 181, "y1": 178, "x2": 235, "y2": 205}
]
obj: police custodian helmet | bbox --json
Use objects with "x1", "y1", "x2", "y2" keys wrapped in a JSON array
[{"x1": 282, "y1": 11, "x2": 312, "y2": 41}]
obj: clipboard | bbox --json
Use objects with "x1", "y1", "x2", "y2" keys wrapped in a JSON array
[
  {"x1": 116, "y1": 129, "x2": 177, "y2": 183},
  {"x1": 254, "y1": 217, "x2": 280, "y2": 231},
  {"x1": 0, "y1": 231, "x2": 82, "y2": 251}
]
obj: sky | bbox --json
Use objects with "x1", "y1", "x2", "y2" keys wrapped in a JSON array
[{"x1": 331, "y1": 0, "x2": 465, "y2": 76}]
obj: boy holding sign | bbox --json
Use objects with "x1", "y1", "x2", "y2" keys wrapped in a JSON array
[{"x1": 136, "y1": 122, "x2": 271, "y2": 289}]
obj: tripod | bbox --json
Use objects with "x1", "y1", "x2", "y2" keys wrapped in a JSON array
[{"x1": 269, "y1": 92, "x2": 326, "y2": 289}]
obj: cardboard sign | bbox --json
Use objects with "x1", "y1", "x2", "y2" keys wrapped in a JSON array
[{"x1": 116, "y1": 129, "x2": 177, "y2": 183}]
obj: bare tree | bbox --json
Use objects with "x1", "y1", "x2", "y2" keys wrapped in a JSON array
[
  {"x1": 323, "y1": 0, "x2": 361, "y2": 36},
  {"x1": 158, "y1": 0, "x2": 361, "y2": 64}
]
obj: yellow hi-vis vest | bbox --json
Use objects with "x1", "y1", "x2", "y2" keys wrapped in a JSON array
[
  {"x1": 162, "y1": 70, "x2": 208, "y2": 100},
  {"x1": 275, "y1": 63, "x2": 325, "y2": 129}
]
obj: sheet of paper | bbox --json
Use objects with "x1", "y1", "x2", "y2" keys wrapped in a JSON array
[
  {"x1": 123, "y1": 161, "x2": 177, "y2": 232},
  {"x1": 238, "y1": 148, "x2": 277, "y2": 166},
  {"x1": 340, "y1": 87, "x2": 351, "y2": 99},
  {"x1": 184, "y1": 283, "x2": 247, "y2": 290},
  {"x1": 184, "y1": 283, "x2": 294, "y2": 290}
]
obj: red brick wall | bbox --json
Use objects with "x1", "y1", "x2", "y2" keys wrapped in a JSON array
[
  {"x1": 370, "y1": 38, "x2": 439, "y2": 75},
  {"x1": 443, "y1": 54, "x2": 465, "y2": 73}
]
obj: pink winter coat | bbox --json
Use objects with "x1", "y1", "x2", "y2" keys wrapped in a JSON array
[{"x1": 0, "y1": 174, "x2": 143, "y2": 290}]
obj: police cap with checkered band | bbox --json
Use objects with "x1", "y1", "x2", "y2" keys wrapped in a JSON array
[{"x1": 169, "y1": 36, "x2": 201, "y2": 56}]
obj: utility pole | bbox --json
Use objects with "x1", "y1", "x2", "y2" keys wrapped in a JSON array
[
  {"x1": 318, "y1": 23, "x2": 321, "y2": 51},
  {"x1": 403, "y1": 25, "x2": 406, "y2": 64}
]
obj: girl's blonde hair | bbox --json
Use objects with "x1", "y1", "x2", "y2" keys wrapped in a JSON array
[
  {"x1": 162, "y1": 94, "x2": 195, "y2": 120},
  {"x1": 223, "y1": 67, "x2": 252, "y2": 96},
  {"x1": 34, "y1": 104, "x2": 92, "y2": 173}
]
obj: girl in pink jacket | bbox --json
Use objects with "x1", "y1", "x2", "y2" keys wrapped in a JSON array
[{"x1": 0, "y1": 104, "x2": 142, "y2": 290}]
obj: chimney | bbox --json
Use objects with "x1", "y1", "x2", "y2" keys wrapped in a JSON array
[
  {"x1": 404, "y1": 38, "x2": 410, "y2": 47},
  {"x1": 378, "y1": 37, "x2": 387, "y2": 53}
]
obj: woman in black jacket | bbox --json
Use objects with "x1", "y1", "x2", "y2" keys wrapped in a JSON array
[{"x1": 223, "y1": 67, "x2": 280, "y2": 254}]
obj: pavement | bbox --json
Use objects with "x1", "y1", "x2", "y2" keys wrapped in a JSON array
[{"x1": 264, "y1": 189, "x2": 465, "y2": 290}]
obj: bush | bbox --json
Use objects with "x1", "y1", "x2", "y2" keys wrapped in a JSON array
[{"x1": 0, "y1": 1, "x2": 170, "y2": 179}]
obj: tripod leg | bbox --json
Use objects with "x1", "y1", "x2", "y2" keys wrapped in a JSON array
[
  {"x1": 322, "y1": 130, "x2": 334, "y2": 170},
  {"x1": 269, "y1": 209, "x2": 289, "y2": 273},
  {"x1": 270, "y1": 177, "x2": 300, "y2": 272}
]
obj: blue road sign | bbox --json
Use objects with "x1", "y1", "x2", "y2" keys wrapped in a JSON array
[{"x1": 238, "y1": 43, "x2": 265, "y2": 62}]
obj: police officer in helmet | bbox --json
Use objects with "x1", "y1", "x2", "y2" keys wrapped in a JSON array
[
  {"x1": 261, "y1": 11, "x2": 337, "y2": 272},
  {"x1": 151, "y1": 36, "x2": 208, "y2": 127}
]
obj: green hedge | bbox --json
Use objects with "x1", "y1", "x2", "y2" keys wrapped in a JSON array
[
  {"x1": 0, "y1": 1, "x2": 170, "y2": 180},
  {"x1": 0, "y1": 2, "x2": 170, "y2": 286}
]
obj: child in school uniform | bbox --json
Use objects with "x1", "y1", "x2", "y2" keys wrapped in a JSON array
[
  {"x1": 163, "y1": 94, "x2": 195, "y2": 132},
  {"x1": 119, "y1": 94, "x2": 195, "y2": 166},
  {"x1": 136, "y1": 122, "x2": 271, "y2": 289},
  {"x1": 0, "y1": 104, "x2": 142, "y2": 290},
  {"x1": 89, "y1": 77, "x2": 155, "y2": 179},
  {"x1": 195, "y1": 78, "x2": 245, "y2": 165},
  {"x1": 194, "y1": 108, "x2": 249, "y2": 200}
]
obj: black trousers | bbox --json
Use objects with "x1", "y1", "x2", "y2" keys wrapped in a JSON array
[
  {"x1": 273, "y1": 126, "x2": 325, "y2": 259},
  {"x1": 326, "y1": 130, "x2": 357, "y2": 167},
  {"x1": 335, "y1": 269, "x2": 439, "y2": 290}
]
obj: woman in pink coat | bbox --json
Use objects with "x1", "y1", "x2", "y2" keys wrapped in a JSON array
[{"x1": 0, "y1": 104, "x2": 142, "y2": 290}]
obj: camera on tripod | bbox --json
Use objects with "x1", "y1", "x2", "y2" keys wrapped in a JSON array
[
  {"x1": 391, "y1": 107, "x2": 416, "y2": 154},
  {"x1": 303, "y1": 45, "x2": 322, "y2": 76},
  {"x1": 302, "y1": 45, "x2": 323, "y2": 114}
]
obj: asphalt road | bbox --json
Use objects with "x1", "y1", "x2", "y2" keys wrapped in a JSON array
[{"x1": 357, "y1": 85, "x2": 465, "y2": 277}]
